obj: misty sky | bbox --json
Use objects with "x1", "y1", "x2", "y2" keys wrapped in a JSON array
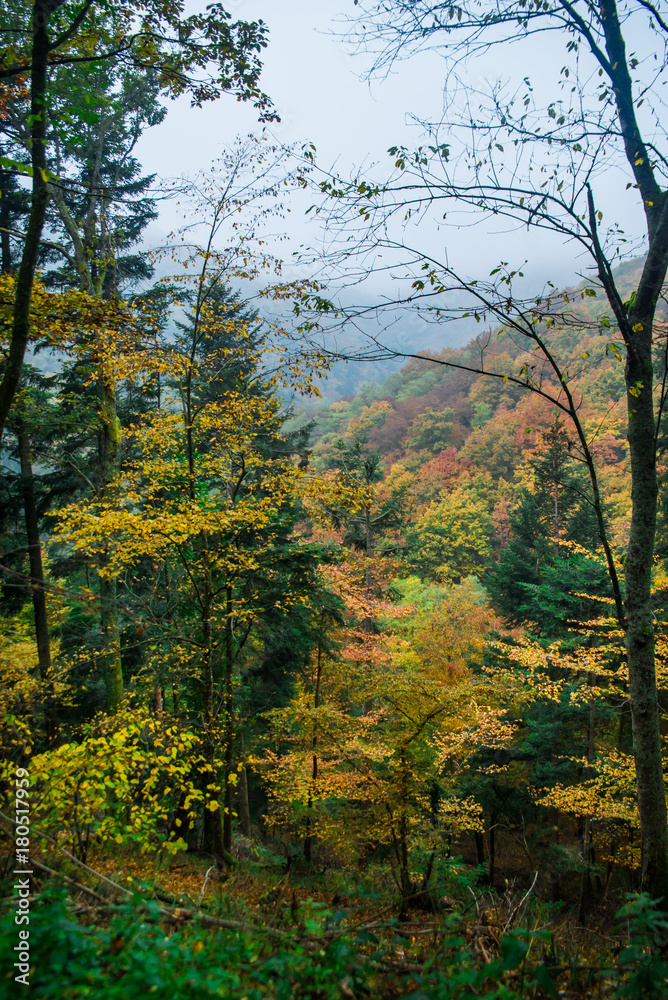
[{"x1": 134, "y1": 0, "x2": 648, "y2": 359}]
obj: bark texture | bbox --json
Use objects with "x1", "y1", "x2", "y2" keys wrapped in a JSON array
[
  {"x1": 0, "y1": 1, "x2": 54, "y2": 442},
  {"x1": 18, "y1": 418, "x2": 57, "y2": 742}
]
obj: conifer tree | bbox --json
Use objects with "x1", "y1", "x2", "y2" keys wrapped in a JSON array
[{"x1": 488, "y1": 419, "x2": 610, "y2": 636}]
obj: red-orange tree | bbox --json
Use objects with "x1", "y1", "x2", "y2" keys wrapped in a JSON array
[{"x1": 301, "y1": 0, "x2": 668, "y2": 895}]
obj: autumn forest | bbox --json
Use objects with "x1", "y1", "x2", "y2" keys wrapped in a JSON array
[{"x1": 1, "y1": 1, "x2": 668, "y2": 998}]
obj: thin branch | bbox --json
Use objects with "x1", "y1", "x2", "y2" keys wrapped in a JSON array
[
  {"x1": 30, "y1": 858, "x2": 106, "y2": 903},
  {"x1": 634, "y1": 0, "x2": 668, "y2": 33},
  {"x1": 48, "y1": 0, "x2": 95, "y2": 52}
]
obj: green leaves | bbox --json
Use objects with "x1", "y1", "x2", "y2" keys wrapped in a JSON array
[
  {"x1": 613, "y1": 894, "x2": 668, "y2": 999},
  {"x1": 0, "y1": 155, "x2": 32, "y2": 177}
]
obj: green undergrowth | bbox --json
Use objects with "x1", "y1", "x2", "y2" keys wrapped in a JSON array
[{"x1": 1, "y1": 884, "x2": 668, "y2": 999}]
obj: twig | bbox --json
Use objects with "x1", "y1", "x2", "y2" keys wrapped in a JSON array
[
  {"x1": 0, "y1": 811, "x2": 134, "y2": 899},
  {"x1": 0, "y1": 811, "x2": 293, "y2": 941},
  {"x1": 198, "y1": 865, "x2": 216, "y2": 907},
  {"x1": 337, "y1": 887, "x2": 436, "y2": 936},
  {"x1": 29, "y1": 858, "x2": 106, "y2": 904},
  {"x1": 504, "y1": 871, "x2": 538, "y2": 931},
  {"x1": 392, "y1": 926, "x2": 444, "y2": 938}
]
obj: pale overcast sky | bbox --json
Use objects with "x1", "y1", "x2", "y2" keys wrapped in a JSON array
[{"x1": 134, "y1": 0, "x2": 647, "y2": 357}]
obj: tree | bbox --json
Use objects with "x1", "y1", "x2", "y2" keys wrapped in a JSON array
[
  {"x1": 0, "y1": 273, "x2": 145, "y2": 726},
  {"x1": 0, "y1": 0, "x2": 276, "y2": 443},
  {"x1": 0, "y1": 156, "x2": 55, "y2": 733},
  {"x1": 258, "y1": 566, "x2": 507, "y2": 898},
  {"x1": 0, "y1": 165, "x2": 29, "y2": 274},
  {"x1": 41, "y1": 62, "x2": 164, "y2": 296},
  {"x1": 299, "y1": 0, "x2": 668, "y2": 895},
  {"x1": 488, "y1": 418, "x2": 611, "y2": 635},
  {"x1": 9, "y1": 374, "x2": 58, "y2": 741},
  {"x1": 407, "y1": 477, "x2": 494, "y2": 583},
  {"x1": 54, "y1": 344, "x2": 312, "y2": 857},
  {"x1": 406, "y1": 406, "x2": 457, "y2": 454},
  {"x1": 48, "y1": 124, "x2": 329, "y2": 849},
  {"x1": 32, "y1": 59, "x2": 167, "y2": 714}
]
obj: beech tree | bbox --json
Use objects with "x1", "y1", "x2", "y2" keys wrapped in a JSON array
[
  {"x1": 258, "y1": 563, "x2": 510, "y2": 898},
  {"x1": 297, "y1": 0, "x2": 668, "y2": 896}
]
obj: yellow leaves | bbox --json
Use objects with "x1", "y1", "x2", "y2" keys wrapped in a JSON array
[
  {"x1": 346, "y1": 401, "x2": 392, "y2": 438},
  {"x1": 535, "y1": 750, "x2": 639, "y2": 828},
  {"x1": 410, "y1": 485, "x2": 494, "y2": 582},
  {"x1": 25, "y1": 707, "x2": 205, "y2": 855},
  {"x1": 300, "y1": 468, "x2": 376, "y2": 526},
  {"x1": 401, "y1": 578, "x2": 501, "y2": 681},
  {"x1": 432, "y1": 706, "x2": 517, "y2": 770},
  {"x1": 435, "y1": 796, "x2": 485, "y2": 835},
  {"x1": 53, "y1": 393, "x2": 304, "y2": 583},
  {"x1": 257, "y1": 565, "x2": 520, "y2": 863},
  {"x1": 265, "y1": 341, "x2": 332, "y2": 397},
  {"x1": 0, "y1": 275, "x2": 176, "y2": 391},
  {"x1": 0, "y1": 620, "x2": 71, "y2": 757}
]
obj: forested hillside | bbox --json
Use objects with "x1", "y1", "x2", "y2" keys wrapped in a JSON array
[{"x1": 2, "y1": 2, "x2": 668, "y2": 999}]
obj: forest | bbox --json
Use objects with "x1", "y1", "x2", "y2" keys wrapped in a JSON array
[{"x1": 1, "y1": 1, "x2": 668, "y2": 998}]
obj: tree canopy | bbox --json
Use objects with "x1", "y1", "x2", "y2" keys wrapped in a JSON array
[{"x1": 2, "y1": 3, "x2": 668, "y2": 997}]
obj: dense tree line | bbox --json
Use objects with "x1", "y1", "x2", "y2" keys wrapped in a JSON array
[{"x1": 1, "y1": 2, "x2": 668, "y2": 998}]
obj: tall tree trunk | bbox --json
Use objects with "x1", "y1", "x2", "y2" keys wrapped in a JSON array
[
  {"x1": 622, "y1": 240, "x2": 668, "y2": 896},
  {"x1": 237, "y1": 760, "x2": 251, "y2": 838},
  {"x1": 152, "y1": 683, "x2": 163, "y2": 715},
  {"x1": 201, "y1": 542, "x2": 226, "y2": 860},
  {"x1": 18, "y1": 417, "x2": 57, "y2": 742},
  {"x1": 223, "y1": 582, "x2": 235, "y2": 854},
  {"x1": 596, "y1": 0, "x2": 668, "y2": 901},
  {"x1": 398, "y1": 748, "x2": 412, "y2": 902},
  {"x1": 550, "y1": 807, "x2": 561, "y2": 902},
  {"x1": 0, "y1": 169, "x2": 13, "y2": 275},
  {"x1": 98, "y1": 371, "x2": 123, "y2": 711},
  {"x1": 304, "y1": 642, "x2": 323, "y2": 862},
  {"x1": 588, "y1": 192, "x2": 668, "y2": 895},
  {"x1": 488, "y1": 813, "x2": 496, "y2": 888},
  {"x1": 579, "y1": 678, "x2": 596, "y2": 923},
  {"x1": 624, "y1": 317, "x2": 668, "y2": 896},
  {"x1": 474, "y1": 830, "x2": 485, "y2": 870},
  {"x1": 617, "y1": 698, "x2": 632, "y2": 753},
  {"x1": 589, "y1": 244, "x2": 668, "y2": 895},
  {"x1": 99, "y1": 570, "x2": 122, "y2": 711},
  {"x1": 0, "y1": 0, "x2": 60, "y2": 443},
  {"x1": 236, "y1": 716, "x2": 251, "y2": 843}
]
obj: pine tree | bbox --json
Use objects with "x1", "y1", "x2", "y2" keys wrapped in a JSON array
[{"x1": 488, "y1": 418, "x2": 611, "y2": 636}]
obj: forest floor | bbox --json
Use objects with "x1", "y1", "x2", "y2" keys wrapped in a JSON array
[{"x1": 1, "y1": 831, "x2": 663, "y2": 1000}]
